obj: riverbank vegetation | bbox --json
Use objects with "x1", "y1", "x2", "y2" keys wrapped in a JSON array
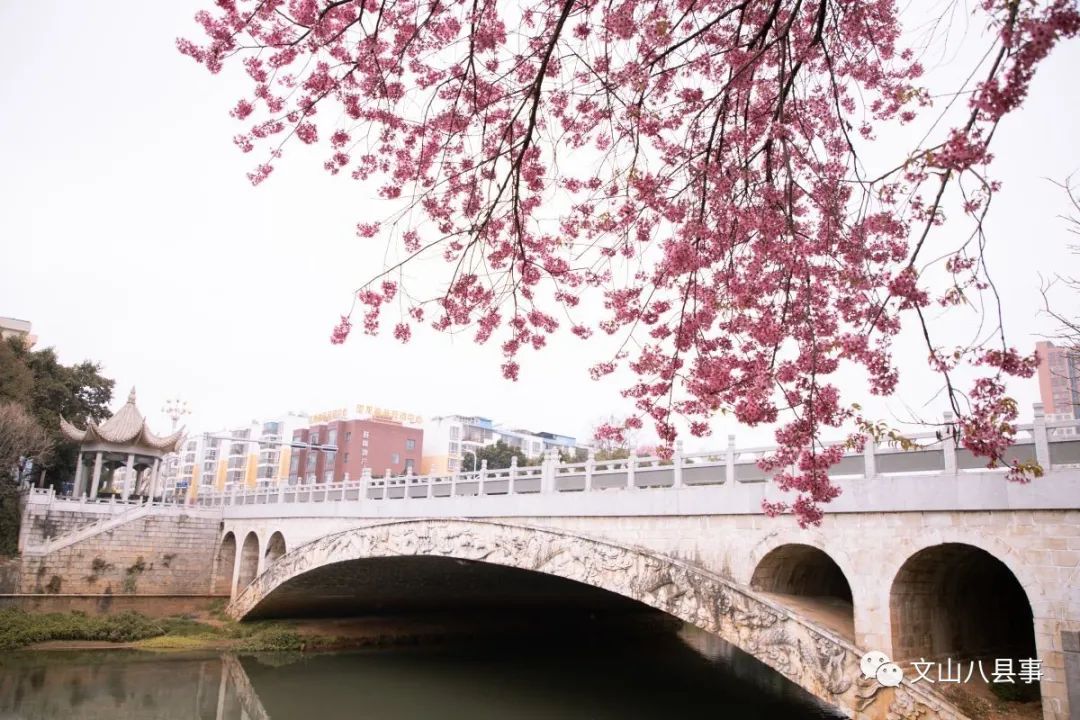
[{"x1": 0, "y1": 608, "x2": 326, "y2": 652}]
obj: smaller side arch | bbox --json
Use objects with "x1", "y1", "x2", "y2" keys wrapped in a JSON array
[
  {"x1": 213, "y1": 532, "x2": 237, "y2": 596},
  {"x1": 264, "y1": 531, "x2": 286, "y2": 564},
  {"x1": 889, "y1": 542, "x2": 1036, "y2": 664},
  {"x1": 750, "y1": 543, "x2": 853, "y2": 603},
  {"x1": 750, "y1": 543, "x2": 854, "y2": 641},
  {"x1": 236, "y1": 532, "x2": 261, "y2": 591}
]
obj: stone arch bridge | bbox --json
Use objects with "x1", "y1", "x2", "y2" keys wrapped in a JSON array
[{"x1": 18, "y1": 410, "x2": 1080, "y2": 720}]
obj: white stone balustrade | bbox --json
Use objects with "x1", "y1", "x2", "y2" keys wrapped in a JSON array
[{"x1": 182, "y1": 407, "x2": 1080, "y2": 517}]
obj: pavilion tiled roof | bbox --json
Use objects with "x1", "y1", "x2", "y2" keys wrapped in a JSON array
[{"x1": 60, "y1": 388, "x2": 185, "y2": 453}]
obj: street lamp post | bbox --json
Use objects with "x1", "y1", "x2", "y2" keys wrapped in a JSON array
[
  {"x1": 160, "y1": 397, "x2": 190, "y2": 500},
  {"x1": 460, "y1": 439, "x2": 484, "y2": 473},
  {"x1": 162, "y1": 397, "x2": 191, "y2": 433}
]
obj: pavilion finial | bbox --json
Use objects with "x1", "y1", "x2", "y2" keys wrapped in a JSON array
[{"x1": 127, "y1": 387, "x2": 137, "y2": 404}]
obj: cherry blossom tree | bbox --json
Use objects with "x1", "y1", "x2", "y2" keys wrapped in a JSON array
[{"x1": 180, "y1": 0, "x2": 1078, "y2": 525}]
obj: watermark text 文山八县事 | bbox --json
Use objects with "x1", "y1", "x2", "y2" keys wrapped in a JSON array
[{"x1": 859, "y1": 651, "x2": 1042, "y2": 688}]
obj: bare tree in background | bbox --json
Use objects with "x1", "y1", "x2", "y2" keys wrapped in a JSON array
[
  {"x1": 0, "y1": 402, "x2": 54, "y2": 555},
  {"x1": 0, "y1": 402, "x2": 54, "y2": 487},
  {"x1": 1040, "y1": 179, "x2": 1080, "y2": 413}
]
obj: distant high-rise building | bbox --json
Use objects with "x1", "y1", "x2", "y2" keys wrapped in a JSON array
[
  {"x1": 0, "y1": 316, "x2": 36, "y2": 347},
  {"x1": 1036, "y1": 340, "x2": 1079, "y2": 418},
  {"x1": 164, "y1": 414, "x2": 309, "y2": 497},
  {"x1": 420, "y1": 415, "x2": 586, "y2": 475},
  {"x1": 290, "y1": 408, "x2": 423, "y2": 482}
]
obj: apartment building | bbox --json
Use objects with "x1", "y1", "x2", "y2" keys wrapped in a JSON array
[
  {"x1": 165, "y1": 414, "x2": 308, "y2": 496},
  {"x1": 420, "y1": 415, "x2": 585, "y2": 474},
  {"x1": 289, "y1": 412, "x2": 423, "y2": 483}
]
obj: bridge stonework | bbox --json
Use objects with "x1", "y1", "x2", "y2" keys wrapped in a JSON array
[
  {"x1": 230, "y1": 519, "x2": 965, "y2": 720},
  {"x1": 17, "y1": 417, "x2": 1080, "y2": 720},
  {"x1": 222, "y1": 508, "x2": 1079, "y2": 720}
]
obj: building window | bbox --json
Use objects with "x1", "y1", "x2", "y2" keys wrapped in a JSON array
[
  {"x1": 343, "y1": 453, "x2": 349, "y2": 463},
  {"x1": 363, "y1": 431, "x2": 370, "y2": 439},
  {"x1": 392, "y1": 453, "x2": 400, "y2": 464},
  {"x1": 345, "y1": 431, "x2": 352, "y2": 444},
  {"x1": 361, "y1": 448, "x2": 368, "y2": 457},
  {"x1": 405, "y1": 438, "x2": 416, "y2": 451},
  {"x1": 362, "y1": 439, "x2": 368, "y2": 447},
  {"x1": 404, "y1": 459, "x2": 415, "y2": 474},
  {"x1": 328, "y1": 429, "x2": 338, "y2": 446}
]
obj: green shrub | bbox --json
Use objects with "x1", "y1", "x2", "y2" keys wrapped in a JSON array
[
  {"x1": 236, "y1": 627, "x2": 305, "y2": 652},
  {"x1": 0, "y1": 608, "x2": 165, "y2": 650}
]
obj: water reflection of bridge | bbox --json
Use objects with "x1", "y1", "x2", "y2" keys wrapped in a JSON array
[{"x1": 216, "y1": 654, "x2": 270, "y2": 720}]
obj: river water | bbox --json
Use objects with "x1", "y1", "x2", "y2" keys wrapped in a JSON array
[{"x1": 0, "y1": 621, "x2": 842, "y2": 719}]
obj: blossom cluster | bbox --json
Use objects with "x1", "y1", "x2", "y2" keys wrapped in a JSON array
[{"x1": 181, "y1": 0, "x2": 1078, "y2": 525}]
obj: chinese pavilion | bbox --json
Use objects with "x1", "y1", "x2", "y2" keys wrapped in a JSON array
[{"x1": 60, "y1": 388, "x2": 185, "y2": 500}]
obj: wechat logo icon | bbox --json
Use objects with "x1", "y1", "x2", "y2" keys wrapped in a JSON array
[{"x1": 860, "y1": 650, "x2": 903, "y2": 688}]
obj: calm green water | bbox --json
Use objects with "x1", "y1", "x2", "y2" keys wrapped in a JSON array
[{"x1": 0, "y1": 623, "x2": 842, "y2": 719}]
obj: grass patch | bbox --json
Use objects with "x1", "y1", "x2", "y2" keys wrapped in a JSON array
[
  {"x1": 235, "y1": 628, "x2": 306, "y2": 652},
  {"x1": 132, "y1": 635, "x2": 222, "y2": 651},
  {"x1": 0, "y1": 609, "x2": 165, "y2": 650},
  {"x1": 1, "y1": 609, "x2": 341, "y2": 653}
]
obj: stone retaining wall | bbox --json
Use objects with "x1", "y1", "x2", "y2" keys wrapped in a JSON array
[
  {"x1": 19, "y1": 513, "x2": 220, "y2": 596},
  {"x1": 0, "y1": 594, "x2": 221, "y2": 617},
  {"x1": 19, "y1": 506, "x2": 110, "y2": 548}
]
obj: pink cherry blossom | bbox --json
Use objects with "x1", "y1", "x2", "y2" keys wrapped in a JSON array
[{"x1": 180, "y1": 0, "x2": 1079, "y2": 526}]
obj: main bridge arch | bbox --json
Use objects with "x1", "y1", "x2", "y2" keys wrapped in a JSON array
[{"x1": 230, "y1": 519, "x2": 968, "y2": 720}]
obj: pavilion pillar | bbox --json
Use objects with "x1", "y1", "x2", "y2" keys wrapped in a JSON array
[
  {"x1": 90, "y1": 452, "x2": 103, "y2": 499},
  {"x1": 122, "y1": 453, "x2": 135, "y2": 501},
  {"x1": 150, "y1": 459, "x2": 161, "y2": 500},
  {"x1": 73, "y1": 451, "x2": 85, "y2": 497}
]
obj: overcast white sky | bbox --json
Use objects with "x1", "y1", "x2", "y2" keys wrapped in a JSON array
[{"x1": 0, "y1": 1, "x2": 1077, "y2": 450}]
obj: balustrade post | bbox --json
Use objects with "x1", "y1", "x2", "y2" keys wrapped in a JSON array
[
  {"x1": 538, "y1": 451, "x2": 550, "y2": 494},
  {"x1": 863, "y1": 435, "x2": 877, "y2": 480},
  {"x1": 278, "y1": 479, "x2": 285, "y2": 504},
  {"x1": 478, "y1": 460, "x2": 488, "y2": 496},
  {"x1": 673, "y1": 440, "x2": 684, "y2": 487},
  {"x1": 1033, "y1": 402, "x2": 1051, "y2": 469},
  {"x1": 726, "y1": 434, "x2": 736, "y2": 485},
  {"x1": 229, "y1": 483, "x2": 237, "y2": 507},
  {"x1": 549, "y1": 449, "x2": 560, "y2": 493},
  {"x1": 942, "y1": 411, "x2": 958, "y2": 474},
  {"x1": 403, "y1": 468, "x2": 413, "y2": 501},
  {"x1": 626, "y1": 454, "x2": 637, "y2": 490},
  {"x1": 509, "y1": 456, "x2": 518, "y2": 492},
  {"x1": 450, "y1": 468, "x2": 459, "y2": 497},
  {"x1": 385, "y1": 468, "x2": 393, "y2": 500},
  {"x1": 585, "y1": 448, "x2": 596, "y2": 491}
]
